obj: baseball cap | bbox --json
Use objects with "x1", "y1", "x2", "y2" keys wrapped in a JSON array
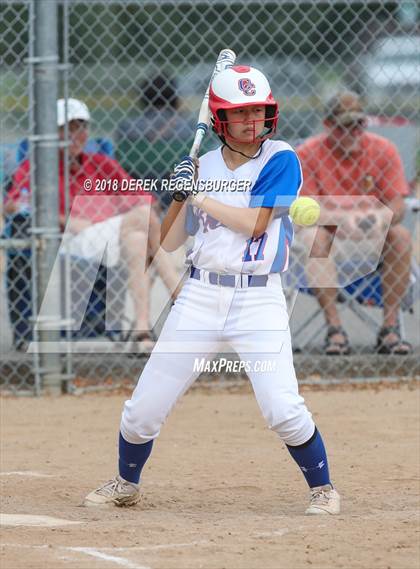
[
  {"x1": 324, "y1": 91, "x2": 365, "y2": 126},
  {"x1": 57, "y1": 98, "x2": 90, "y2": 127}
]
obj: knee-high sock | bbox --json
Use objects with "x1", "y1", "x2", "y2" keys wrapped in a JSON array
[
  {"x1": 118, "y1": 432, "x2": 153, "y2": 484},
  {"x1": 286, "y1": 427, "x2": 331, "y2": 488}
]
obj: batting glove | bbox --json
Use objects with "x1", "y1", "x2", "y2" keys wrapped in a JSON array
[{"x1": 171, "y1": 156, "x2": 196, "y2": 202}]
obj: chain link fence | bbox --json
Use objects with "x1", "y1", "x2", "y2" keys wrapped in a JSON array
[{"x1": 1, "y1": 1, "x2": 419, "y2": 393}]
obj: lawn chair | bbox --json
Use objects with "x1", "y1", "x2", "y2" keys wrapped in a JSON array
[
  {"x1": 2, "y1": 139, "x2": 127, "y2": 350},
  {"x1": 283, "y1": 236, "x2": 418, "y2": 352}
]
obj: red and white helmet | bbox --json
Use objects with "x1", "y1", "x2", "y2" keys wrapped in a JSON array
[{"x1": 209, "y1": 65, "x2": 279, "y2": 143}]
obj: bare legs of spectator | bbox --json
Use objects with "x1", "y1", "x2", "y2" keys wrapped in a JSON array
[
  {"x1": 119, "y1": 204, "x2": 184, "y2": 347},
  {"x1": 301, "y1": 224, "x2": 412, "y2": 352},
  {"x1": 301, "y1": 227, "x2": 347, "y2": 352},
  {"x1": 146, "y1": 207, "x2": 184, "y2": 298},
  {"x1": 380, "y1": 224, "x2": 412, "y2": 346},
  {"x1": 119, "y1": 221, "x2": 151, "y2": 334},
  {"x1": 123, "y1": 204, "x2": 183, "y2": 299}
]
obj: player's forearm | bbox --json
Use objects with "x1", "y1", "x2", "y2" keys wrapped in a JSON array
[
  {"x1": 160, "y1": 199, "x2": 189, "y2": 252},
  {"x1": 197, "y1": 197, "x2": 266, "y2": 238}
]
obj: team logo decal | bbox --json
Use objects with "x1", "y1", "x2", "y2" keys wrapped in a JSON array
[{"x1": 238, "y1": 78, "x2": 256, "y2": 96}]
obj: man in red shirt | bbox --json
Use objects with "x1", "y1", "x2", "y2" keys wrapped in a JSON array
[
  {"x1": 297, "y1": 91, "x2": 412, "y2": 354},
  {"x1": 4, "y1": 98, "x2": 181, "y2": 346}
]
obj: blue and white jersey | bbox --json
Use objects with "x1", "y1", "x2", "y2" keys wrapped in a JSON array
[{"x1": 185, "y1": 139, "x2": 302, "y2": 275}]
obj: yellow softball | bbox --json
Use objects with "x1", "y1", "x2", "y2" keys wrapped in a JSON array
[{"x1": 289, "y1": 197, "x2": 321, "y2": 226}]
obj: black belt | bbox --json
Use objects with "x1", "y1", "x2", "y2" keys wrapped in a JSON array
[{"x1": 190, "y1": 266, "x2": 269, "y2": 288}]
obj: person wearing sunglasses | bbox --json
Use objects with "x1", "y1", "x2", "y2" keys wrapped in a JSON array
[{"x1": 296, "y1": 91, "x2": 412, "y2": 355}]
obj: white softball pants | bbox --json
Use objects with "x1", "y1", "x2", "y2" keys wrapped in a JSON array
[{"x1": 121, "y1": 273, "x2": 314, "y2": 447}]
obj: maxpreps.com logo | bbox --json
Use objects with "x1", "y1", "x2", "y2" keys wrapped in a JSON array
[{"x1": 238, "y1": 78, "x2": 256, "y2": 96}]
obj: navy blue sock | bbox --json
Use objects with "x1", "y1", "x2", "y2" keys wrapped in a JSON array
[
  {"x1": 286, "y1": 427, "x2": 331, "y2": 488},
  {"x1": 118, "y1": 432, "x2": 153, "y2": 484}
]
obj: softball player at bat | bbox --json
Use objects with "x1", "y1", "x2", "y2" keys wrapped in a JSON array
[{"x1": 84, "y1": 65, "x2": 341, "y2": 515}]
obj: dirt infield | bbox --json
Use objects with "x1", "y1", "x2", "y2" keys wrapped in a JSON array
[{"x1": 1, "y1": 382, "x2": 419, "y2": 569}]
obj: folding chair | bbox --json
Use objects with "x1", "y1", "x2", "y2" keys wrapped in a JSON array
[
  {"x1": 3, "y1": 138, "x2": 126, "y2": 349},
  {"x1": 283, "y1": 244, "x2": 418, "y2": 352},
  {"x1": 16, "y1": 137, "x2": 115, "y2": 163}
]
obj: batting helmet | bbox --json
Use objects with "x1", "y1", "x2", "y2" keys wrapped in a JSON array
[{"x1": 209, "y1": 65, "x2": 278, "y2": 143}]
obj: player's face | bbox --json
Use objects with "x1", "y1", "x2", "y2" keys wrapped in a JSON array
[
  {"x1": 225, "y1": 105, "x2": 266, "y2": 143},
  {"x1": 59, "y1": 119, "x2": 89, "y2": 159},
  {"x1": 326, "y1": 119, "x2": 365, "y2": 155}
]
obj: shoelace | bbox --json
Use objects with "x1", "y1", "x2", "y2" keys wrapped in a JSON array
[
  {"x1": 96, "y1": 478, "x2": 127, "y2": 497},
  {"x1": 310, "y1": 488, "x2": 330, "y2": 505}
]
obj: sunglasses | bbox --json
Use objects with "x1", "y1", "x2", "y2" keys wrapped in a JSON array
[{"x1": 334, "y1": 120, "x2": 365, "y2": 133}]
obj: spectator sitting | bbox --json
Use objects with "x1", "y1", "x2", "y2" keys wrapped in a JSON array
[
  {"x1": 296, "y1": 91, "x2": 412, "y2": 355},
  {"x1": 116, "y1": 75, "x2": 193, "y2": 208},
  {"x1": 117, "y1": 74, "x2": 193, "y2": 143},
  {"x1": 4, "y1": 98, "x2": 182, "y2": 347}
]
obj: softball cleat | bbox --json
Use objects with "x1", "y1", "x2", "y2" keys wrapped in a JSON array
[
  {"x1": 305, "y1": 484, "x2": 341, "y2": 515},
  {"x1": 84, "y1": 475, "x2": 140, "y2": 507}
]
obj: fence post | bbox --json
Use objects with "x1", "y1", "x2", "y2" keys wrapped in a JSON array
[{"x1": 31, "y1": 0, "x2": 62, "y2": 394}]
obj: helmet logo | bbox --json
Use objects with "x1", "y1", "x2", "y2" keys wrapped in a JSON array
[{"x1": 238, "y1": 78, "x2": 256, "y2": 96}]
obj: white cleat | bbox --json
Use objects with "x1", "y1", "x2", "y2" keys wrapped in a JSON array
[
  {"x1": 84, "y1": 475, "x2": 140, "y2": 507},
  {"x1": 305, "y1": 484, "x2": 341, "y2": 515}
]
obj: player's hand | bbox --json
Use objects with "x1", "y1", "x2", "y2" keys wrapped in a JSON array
[
  {"x1": 171, "y1": 156, "x2": 197, "y2": 202},
  {"x1": 190, "y1": 190, "x2": 207, "y2": 209}
]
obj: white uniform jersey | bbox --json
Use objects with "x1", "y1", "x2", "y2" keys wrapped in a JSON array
[{"x1": 185, "y1": 139, "x2": 302, "y2": 275}]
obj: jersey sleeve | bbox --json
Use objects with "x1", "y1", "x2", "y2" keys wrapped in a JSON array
[{"x1": 249, "y1": 150, "x2": 302, "y2": 208}]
